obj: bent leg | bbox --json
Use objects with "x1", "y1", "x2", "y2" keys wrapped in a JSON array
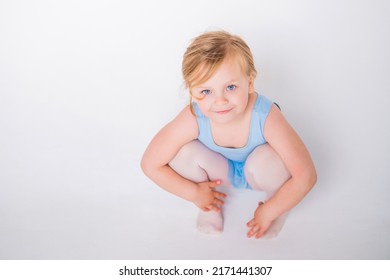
[
  {"x1": 169, "y1": 140, "x2": 231, "y2": 186},
  {"x1": 169, "y1": 140, "x2": 231, "y2": 234},
  {"x1": 244, "y1": 144, "x2": 291, "y2": 238}
]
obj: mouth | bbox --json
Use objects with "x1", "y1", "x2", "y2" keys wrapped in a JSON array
[{"x1": 215, "y1": 108, "x2": 232, "y2": 114}]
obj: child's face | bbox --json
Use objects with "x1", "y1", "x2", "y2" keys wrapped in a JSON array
[{"x1": 192, "y1": 57, "x2": 254, "y2": 124}]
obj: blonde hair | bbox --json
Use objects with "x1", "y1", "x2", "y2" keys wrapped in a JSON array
[{"x1": 182, "y1": 30, "x2": 257, "y2": 110}]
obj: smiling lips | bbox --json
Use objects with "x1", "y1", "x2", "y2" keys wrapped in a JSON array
[{"x1": 215, "y1": 108, "x2": 232, "y2": 114}]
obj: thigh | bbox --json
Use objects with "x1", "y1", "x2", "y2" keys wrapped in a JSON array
[{"x1": 169, "y1": 140, "x2": 231, "y2": 186}]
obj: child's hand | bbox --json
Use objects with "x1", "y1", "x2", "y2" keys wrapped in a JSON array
[
  {"x1": 193, "y1": 180, "x2": 226, "y2": 212},
  {"x1": 246, "y1": 202, "x2": 274, "y2": 238}
]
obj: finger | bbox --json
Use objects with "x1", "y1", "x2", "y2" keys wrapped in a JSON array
[
  {"x1": 247, "y1": 225, "x2": 260, "y2": 238},
  {"x1": 208, "y1": 180, "x2": 222, "y2": 188},
  {"x1": 213, "y1": 191, "x2": 227, "y2": 198},
  {"x1": 255, "y1": 227, "x2": 267, "y2": 239},
  {"x1": 246, "y1": 219, "x2": 255, "y2": 227},
  {"x1": 213, "y1": 198, "x2": 225, "y2": 206},
  {"x1": 247, "y1": 228, "x2": 256, "y2": 238},
  {"x1": 208, "y1": 204, "x2": 221, "y2": 212}
]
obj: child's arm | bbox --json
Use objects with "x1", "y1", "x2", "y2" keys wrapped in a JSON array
[
  {"x1": 141, "y1": 106, "x2": 225, "y2": 212},
  {"x1": 247, "y1": 105, "x2": 317, "y2": 238}
]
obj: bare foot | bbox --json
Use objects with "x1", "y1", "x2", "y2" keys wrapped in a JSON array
[{"x1": 196, "y1": 210, "x2": 223, "y2": 235}]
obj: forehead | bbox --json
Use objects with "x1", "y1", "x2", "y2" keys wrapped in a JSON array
[{"x1": 194, "y1": 56, "x2": 247, "y2": 87}]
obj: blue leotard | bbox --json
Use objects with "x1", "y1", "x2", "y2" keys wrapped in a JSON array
[{"x1": 192, "y1": 93, "x2": 274, "y2": 189}]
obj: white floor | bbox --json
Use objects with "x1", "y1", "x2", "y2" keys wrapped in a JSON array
[
  {"x1": 0, "y1": 111, "x2": 389, "y2": 259},
  {"x1": 1, "y1": 0, "x2": 390, "y2": 260}
]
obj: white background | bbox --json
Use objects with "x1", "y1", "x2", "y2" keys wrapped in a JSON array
[{"x1": 0, "y1": 0, "x2": 389, "y2": 259}]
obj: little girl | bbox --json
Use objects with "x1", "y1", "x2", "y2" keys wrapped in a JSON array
[{"x1": 141, "y1": 30, "x2": 317, "y2": 239}]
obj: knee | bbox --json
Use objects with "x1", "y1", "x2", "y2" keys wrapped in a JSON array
[
  {"x1": 245, "y1": 144, "x2": 285, "y2": 175},
  {"x1": 244, "y1": 144, "x2": 291, "y2": 194},
  {"x1": 169, "y1": 140, "x2": 201, "y2": 167}
]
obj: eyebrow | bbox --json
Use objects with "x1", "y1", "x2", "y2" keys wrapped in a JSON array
[{"x1": 195, "y1": 79, "x2": 240, "y2": 89}]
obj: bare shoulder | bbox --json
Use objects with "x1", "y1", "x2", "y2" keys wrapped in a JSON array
[
  {"x1": 264, "y1": 104, "x2": 305, "y2": 153},
  {"x1": 157, "y1": 106, "x2": 198, "y2": 145},
  {"x1": 142, "y1": 105, "x2": 198, "y2": 167},
  {"x1": 264, "y1": 104, "x2": 293, "y2": 138},
  {"x1": 166, "y1": 105, "x2": 199, "y2": 140},
  {"x1": 153, "y1": 105, "x2": 198, "y2": 147},
  {"x1": 264, "y1": 104, "x2": 315, "y2": 176}
]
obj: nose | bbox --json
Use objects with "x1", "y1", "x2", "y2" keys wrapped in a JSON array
[{"x1": 214, "y1": 92, "x2": 228, "y2": 106}]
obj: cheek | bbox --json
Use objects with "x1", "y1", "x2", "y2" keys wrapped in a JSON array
[
  {"x1": 196, "y1": 102, "x2": 210, "y2": 114},
  {"x1": 236, "y1": 94, "x2": 250, "y2": 108},
  {"x1": 235, "y1": 90, "x2": 249, "y2": 102}
]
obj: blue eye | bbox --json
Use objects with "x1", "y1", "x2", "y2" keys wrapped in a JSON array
[
  {"x1": 227, "y1": 85, "x2": 236, "y2": 91},
  {"x1": 201, "y1": 89, "x2": 211, "y2": 95}
]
